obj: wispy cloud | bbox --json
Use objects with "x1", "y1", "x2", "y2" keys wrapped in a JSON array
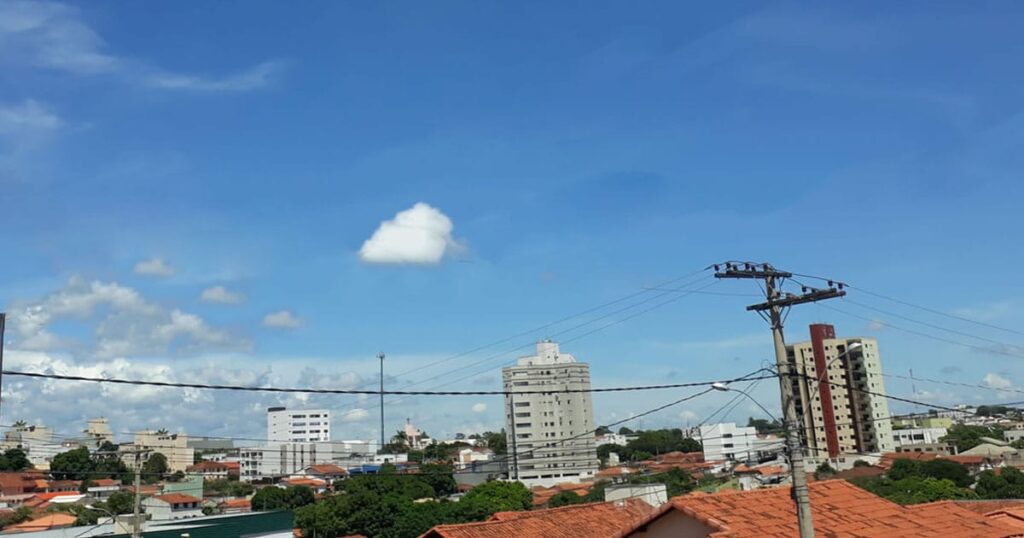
[
  {"x1": 263, "y1": 310, "x2": 301, "y2": 330},
  {"x1": 0, "y1": 0, "x2": 282, "y2": 92},
  {"x1": 952, "y1": 301, "x2": 1016, "y2": 322},
  {"x1": 133, "y1": 257, "x2": 174, "y2": 277},
  {"x1": 200, "y1": 286, "x2": 245, "y2": 305},
  {"x1": 144, "y1": 61, "x2": 285, "y2": 92}
]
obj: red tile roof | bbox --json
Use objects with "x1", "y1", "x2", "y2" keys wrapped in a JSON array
[
  {"x1": 32, "y1": 492, "x2": 82, "y2": 502},
  {"x1": 946, "y1": 454, "x2": 987, "y2": 465},
  {"x1": 90, "y1": 478, "x2": 120, "y2": 487},
  {"x1": 187, "y1": 461, "x2": 231, "y2": 472},
  {"x1": 420, "y1": 498, "x2": 654, "y2": 538},
  {"x1": 953, "y1": 500, "x2": 1024, "y2": 515},
  {"x1": 218, "y1": 498, "x2": 251, "y2": 509},
  {"x1": 2, "y1": 513, "x2": 77, "y2": 533},
  {"x1": 305, "y1": 464, "x2": 347, "y2": 476},
  {"x1": 617, "y1": 479, "x2": 1021, "y2": 538},
  {"x1": 153, "y1": 493, "x2": 201, "y2": 505}
]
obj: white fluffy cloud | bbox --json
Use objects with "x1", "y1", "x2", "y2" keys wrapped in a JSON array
[
  {"x1": 359, "y1": 202, "x2": 463, "y2": 264},
  {"x1": 134, "y1": 257, "x2": 174, "y2": 277},
  {"x1": 9, "y1": 276, "x2": 239, "y2": 356},
  {"x1": 471, "y1": 403, "x2": 487, "y2": 413},
  {"x1": 201, "y1": 285, "x2": 245, "y2": 304},
  {"x1": 984, "y1": 373, "x2": 1012, "y2": 390},
  {"x1": 263, "y1": 310, "x2": 301, "y2": 329}
]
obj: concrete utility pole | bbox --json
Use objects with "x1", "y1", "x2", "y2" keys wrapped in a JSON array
[
  {"x1": 0, "y1": 313, "x2": 5, "y2": 426},
  {"x1": 378, "y1": 352, "x2": 386, "y2": 453},
  {"x1": 120, "y1": 448, "x2": 152, "y2": 538},
  {"x1": 715, "y1": 262, "x2": 845, "y2": 538}
]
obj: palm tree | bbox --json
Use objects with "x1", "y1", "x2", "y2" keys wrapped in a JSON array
[{"x1": 12, "y1": 420, "x2": 27, "y2": 429}]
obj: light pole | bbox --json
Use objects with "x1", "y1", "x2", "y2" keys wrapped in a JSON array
[
  {"x1": 711, "y1": 383, "x2": 780, "y2": 424},
  {"x1": 378, "y1": 352, "x2": 385, "y2": 453}
]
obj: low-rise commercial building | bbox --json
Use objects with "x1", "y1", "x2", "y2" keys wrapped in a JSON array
[{"x1": 142, "y1": 493, "x2": 203, "y2": 521}]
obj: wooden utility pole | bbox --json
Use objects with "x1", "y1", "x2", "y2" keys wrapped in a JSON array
[{"x1": 715, "y1": 262, "x2": 845, "y2": 538}]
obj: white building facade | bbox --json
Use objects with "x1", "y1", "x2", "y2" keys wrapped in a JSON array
[
  {"x1": 892, "y1": 427, "x2": 949, "y2": 448},
  {"x1": 699, "y1": 423, "x2": 784, "y2": 462},
  {"x1": 239, "y1": 440, "x2": 375, "y2": 481},
  {"x1": 502, "y1": 341, "x2": 598, "y2": 487},
  {"x1": 267, "y1": 407, "x2": 331, "y2": 443}
]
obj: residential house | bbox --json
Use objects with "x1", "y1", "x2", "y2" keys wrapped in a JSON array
[
  {"x1": 86, "y1": 478, "x2": 121, "y2": 500},
  {"x1": 217, "y1": 498, "x2": 252, "y2": 515},
  {"x1": 618, "y1": 479, "x2": 1020, "y2": 537},
  {"x1": 141, "y1": 493, "x2": 203, "y2": 521},
  {"x1": 302, "y1": 464, "x2": 347, "y2": 483},
  {"x1": 279, "y1": 477, "x2": 328, "y2": 493},
  {"x1": 419, "y1": 498, "x2": 654, "y2": 538},
  {"x1": 0, "y1": 472, "x2": 46, "y2": 496},
  {"x1": 186, "y1": 461, "x2": 233, "y2": 481},
  {"x1": 604, "y1": 484, "x2": 667, "y2": 507},
  {"x1": 456, "y1": 448, "x2": 492, "y2": 470}
]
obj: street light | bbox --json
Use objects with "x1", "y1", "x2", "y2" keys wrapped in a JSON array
[
  {"x1": 711, "y1": 383, "x2": 780, "y2": 423},
  {"x1": 50, "y1": 496, "x2": 120, "y2": 538}
]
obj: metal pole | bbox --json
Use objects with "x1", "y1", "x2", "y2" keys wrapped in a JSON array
[
  {"x1": 767, "y1": 278, "x2": 815, "y2": 538},
  {"x1": 0, "y1": 313, "x2": 5, "y2": 426},
  {"x1": 508, "y1": 392, "x2": 518, "y2": 480},
  {"x1": 132, "y1": 451, "x2": 142, "y2": 538},
  {"x1": 378, "y1": 352, "x2": 385, "y2": 453}
]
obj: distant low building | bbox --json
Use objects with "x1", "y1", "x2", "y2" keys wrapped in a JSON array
[
  {"x1": 892, "y1": 427, "x2": 950, "y2": 450},
  {"x1": 699, "y1": 422, "x2": 784, "y2": 462},
  {"x1": 605, "y1": 483, "x2": 667, "y2": 507},
  {"x1": 142, "y1": 493, "x2": 203, "y2": 521},
  {"x1": 186, "y1": 461, "x2": 233, "y2": 481},
  {"x1": 121, "y1": 431, "x2": 195, "y2": 474}
]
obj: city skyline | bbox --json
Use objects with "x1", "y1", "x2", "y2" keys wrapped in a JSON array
[{"x1": 2, "y1": 1, "x2": 1023, "y2": 443}]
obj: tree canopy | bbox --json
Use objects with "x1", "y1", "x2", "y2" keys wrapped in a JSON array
[
  {"x1": 941, "y1": 424, "x2": 1005, "y2": 452},
  {"x1": 252, "y1": 486, "x2": 316, "y2": 511}
]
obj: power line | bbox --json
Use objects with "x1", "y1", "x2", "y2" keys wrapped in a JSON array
[
  {"x1": 0, "y1": 369, "x2": 776, "y2": 397},
  {"x1": 841, "y1": 297, "x2": 1022, "y2": 349},
  {"x1": 819, "y1": 303, "x2": 1024, "y2": 359},
  {"x1": 784, "y1": 272, "x2": 1024, "y2": 338}
]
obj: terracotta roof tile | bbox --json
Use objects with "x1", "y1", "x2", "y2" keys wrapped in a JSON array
[
  {"x1": 2, "y1": 513, "x2": 77, "y2": 532},
  {"x1": 153, "y1": 493, "x2": 201, "y2": 505},
  {"x1": 421, "y1": 498, "x2": 654, "y2": 538},
  {"x1": 952, "y1": 500, "x2": 1024, "y2": 515},
  {"x1": 616, "y1": 479, "x2": 1022, "y2": 538}
]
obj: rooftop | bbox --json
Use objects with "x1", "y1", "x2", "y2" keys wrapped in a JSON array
[
  {"x1": 619, "y1": 479, "x2": 1021, "y2": 538},
  {"x1": 420, "y1": 498, "x2": 653, "y2": 538}
]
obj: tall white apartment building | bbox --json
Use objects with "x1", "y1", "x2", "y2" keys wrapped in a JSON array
[
  {"x1": 503, "y1": 341, "x2": 598, "y2": 487},
  {"x1": 267, "y1": 407, "x2": 331, "y2": 443},
  {"x1": 786, "y1": 324, "x2": 895, "y2": 458}
]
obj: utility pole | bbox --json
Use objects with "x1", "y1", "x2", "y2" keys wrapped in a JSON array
[
  {"x1": 508, "y1": 391, "x2": 518, "y2": 480},
  {"x1": 378, "y1": 352, "x2": 385, "y2": 453},
  {"x1": 123, "y1": 448, "x2": 151, "y2": 538},
  {"x1": 715, "y1": 262, "x2": 845, "y2": 538},
  {"x1": 0, "y1": 313, "x2": 5, "y2": 426}
]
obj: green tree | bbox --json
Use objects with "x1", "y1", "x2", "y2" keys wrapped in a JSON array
[
  {"x1": 0, "y1": 506, "x2": 32, "y2": 529},
  {"x1": 747, "y1": 417, "x2": 783, "y2": 434},
  {"x1": 618, "y1": 427, "x2": 634, "y2": 435},
  {"x1": 595, "y1": 426, "x2": 612, "y2": 436},
  {"x1": 942, "y1": 425, "x2": 1005, "y2": 452},
  {"x1": 142, "y1": 453, "x2": 169, "y2": 484},
  {"x1": 920, "y1": 459, "x2": 972, "y2": 488},
  {"x1": 419, "y1": 463, "x2": 457, "y2": 497},
  {"x1": 50, "y1": 447, "x2": 94, "y2": 480},
  {"x1": 103, "y1": 492, "x2": 137, "y2": 515},
  {"x1": 459, "y1": 480, "x2": 532, "y2": 520},
  {"x1": 626, "y1": 429, "x2": 700, "y2": 455},
  {"x1": 483, "y1": 430, "x2": 507, "y2": 455},
  {"x1": 251, "y1": 486, "x2": 314, "y2": 511},
  {"x1": 887, "y1": 458, "x2": 922, "y2": 481},
  {"x1": 814, "y1": 462, "x2": 836, "y2": 480},
  {"x1": 976, "y1": 467, "x2": 1024, "y2": 499},
  {"x1": 548, "y1": 490, "x2": 584, "y2": 508},
  {"x1": 628, "y1": 468, "x2": 694, "y2": 497},
  {"x1": 0, "y1": 449, "x2": 31, "y2": 471},
  {"x1": 853, "y1": 476, "x2": 977, "y2": 505}
]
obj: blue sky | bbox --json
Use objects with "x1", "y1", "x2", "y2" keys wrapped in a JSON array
[{"x1": 2, "y1": 1, "x2": 1024, "y2": 443}]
